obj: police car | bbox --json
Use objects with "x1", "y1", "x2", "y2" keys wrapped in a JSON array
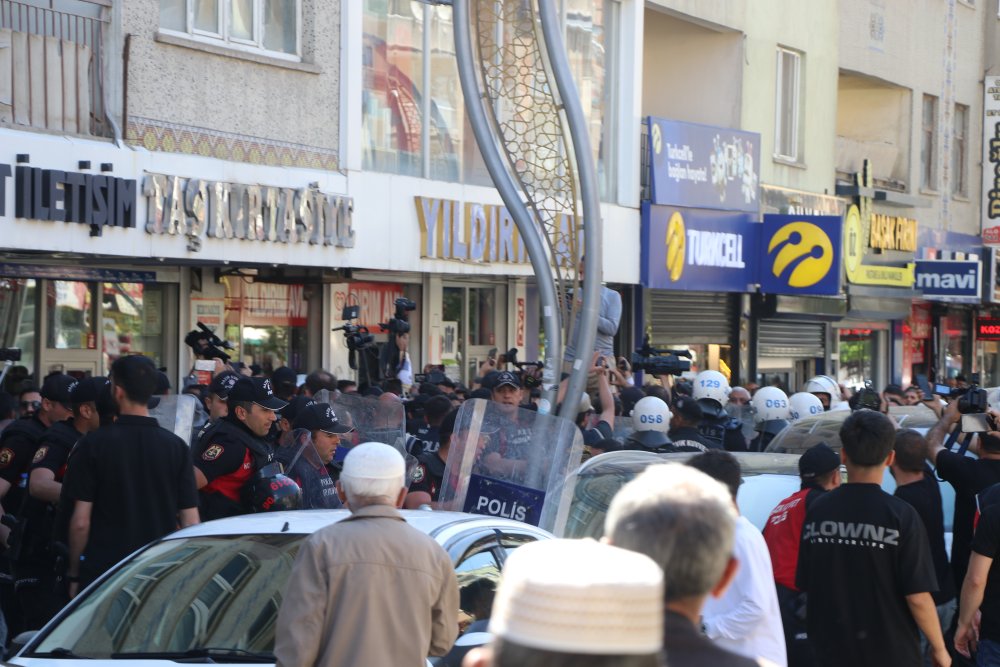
[{"x1": 8, "y1": 511, "x2": 552, "y2": 666}]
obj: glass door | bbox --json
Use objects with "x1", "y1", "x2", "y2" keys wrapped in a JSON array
[{"x1": 442, "y1": 283, "x2": 506, "y2": 385}]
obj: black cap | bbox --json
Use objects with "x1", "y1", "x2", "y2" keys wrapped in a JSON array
[
  {"x1": 672, "y1": 396, "x2": 703, "y2": 422},
  {"x1": 799, "y1": 443, "x2": 841, "y2": 479},
  {"x1": 439, "y1": 409, "x2": 459, "y2": 439},
  {"x1": 154, "y1": 371, "x2": 171, "y2": 395},
  {"x1": 272, "y1": 366, "x2": 297, "y2": 388},
  {"x1": 210, "y1": 371, "x2": 241, "y2": 399},
  {"x1": 41, "y1": 374, "x2": 76, "y2": 404},
  {"x1": 293, "y1": 403, "x2": 353, "y2": 434},
  {"x1": 69, "y1": 377, "x2": 109, "y2": 405},
  {"x1": 493, "y1": 370, "x2": 521, "y2": 390},
  {"x1": 228, "y1": 377, "x2": 289, "y2": 411},
  {"x1": 280, "y1": 395, "x2": 315, "y2": 423}
]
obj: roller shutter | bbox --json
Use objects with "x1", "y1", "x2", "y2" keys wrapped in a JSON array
[
  {"x1": 758, "y1": 320, "x2": 826, "y2": 358},
  {"x1": 648, "y1": 292, "x2": 738, "y2": 346}
]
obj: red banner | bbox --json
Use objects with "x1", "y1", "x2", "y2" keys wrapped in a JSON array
[{"x1": 344, "y1": 282, "x2": 405, "y2": 331}]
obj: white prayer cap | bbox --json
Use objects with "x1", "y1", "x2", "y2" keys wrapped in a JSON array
[
  {"x1": 488, "y1": 538, "x2": 663, "y2": 655},
  {"x1": 341, "y1": 442, "x2": 404, "y2": 481}
]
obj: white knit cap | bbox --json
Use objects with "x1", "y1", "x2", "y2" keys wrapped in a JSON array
[
  {"x1": 488, "y1": 538, "x2": 663, "y2": 655},
  {"x1": 341, "y1": 442, "x2": 404, "y2": 481}
]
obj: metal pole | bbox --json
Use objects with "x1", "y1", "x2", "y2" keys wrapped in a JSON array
[
  {"x1": 453, "y1": 0, "x2": 562, "y2": 412},
  {"x1": 537, "y1": 0, "x2": 603, "y2": 421}
]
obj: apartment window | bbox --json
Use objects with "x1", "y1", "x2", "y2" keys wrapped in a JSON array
[
  {"x1": 952, "y1": 103, "x2": 969, "y2": 196},
  {"x1": 921, "y1": 94, "x2": 938, "y2": 191},
  {"x1": 159, "y1": 0, "x2": 300, "y2": 57},
  {"x1": 775, "y1": 48, "x2": 802, "y2": 162}
]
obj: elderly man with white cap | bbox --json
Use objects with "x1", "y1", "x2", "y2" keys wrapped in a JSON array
[
  {"x1": 463, "y1": 538, "x2": 664, "y2": 667},
  {"x1": 275, "y1": 442, "x2": 459, "y2": 667}
]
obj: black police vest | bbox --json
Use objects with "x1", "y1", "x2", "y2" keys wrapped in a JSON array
[
  {"x1": 1, "y1": 416, "x2": 47, "y2": 450},
  {"x1": 696, "y1": 416, "x2": 726, "y2": 449},
  {"x1": 1, "y1": 417, "x2": 47, "y2": 513},
  {"x1": 198, "y1": 418, "x2": 274, "y2": 471},
  {"x1": 43, "y1": 420, "x2": 80, "y2": 458}
]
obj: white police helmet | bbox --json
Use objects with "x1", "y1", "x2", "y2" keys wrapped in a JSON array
[
  {"x1": 751, "y1": 386, "x2": 791, "y2": 425},
  {"x1": 631, "y1": 396, "x2": 671, "y2": 433},
  {"x1": 693, "y1": 370, "x2": 731, "y2": 407},
  {"x1": 788, "y1": 392, "x2": 825, "y2": 421},
  {"x1": 803, "y1": 374, "x2": 844, "y2": 410}
]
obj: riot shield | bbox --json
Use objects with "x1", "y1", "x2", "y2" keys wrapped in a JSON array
[
  {"x1": 726, "y1": 403, "x2": 757, "y2": 444},
  {"x1": 328, "y1": 393, "x2": 418, "y2": 486},
  {"x1": 275, "y1": 429, "x2": 341, "y2": 509},
  {"x1": 438, "y1": 399, "x2": 584, "y2": 534},
  {"x1": 149, "y1": 394, "x2": 199, "y2": 446},
  {"x1": 612, "y1": 415, "x2": 634, "y2": 443}
]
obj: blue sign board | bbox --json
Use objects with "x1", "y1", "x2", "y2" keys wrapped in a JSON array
[
  {"x1": 915, "y1": 260, "x2": 981, "y2": 301},
  {"x1": 647, "y1": 117, "x2": 761, "y2": 213},
  {"x1": 641, "y1": 203, "x2": 757, "y2": 292},
  {"x1": 759, "y1": 215, "x2": 843, "y2": 296},
  {"x1": 0, "y1": 263, "x2": 157, "y2": 283},
  {"x1": 463, "y1": 474, "x2": 545, "y2": 526}
]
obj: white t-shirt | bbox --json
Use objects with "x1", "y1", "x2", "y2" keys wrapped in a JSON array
[{"x1": 702, "y1": 515, "x2": 788, "y2": 667}]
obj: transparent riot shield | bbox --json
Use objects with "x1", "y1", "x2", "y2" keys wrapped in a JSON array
[
  {"x1": 438, "y1": 399, "x2": 584, "y2": 533},
  {"x1": 149, "y1": 394, "x2": 199, "y2": 446},
  {"x1": 557, "y1": 450, "x2": 665, "y2": 539},
  {"x1": 327, "y1": 393, "x2": 419, "y2": 487},
  {"x1": 726, "y1": 403, "x2": 757, "y2": 445},
  {"x1": 275, "y1": 429, "x2": 341, "y2": 509},
  {"x1": 612, "y1": 415, "x2": 634, "y2": 443}
]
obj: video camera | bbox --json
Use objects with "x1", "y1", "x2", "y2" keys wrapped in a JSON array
[
  {"x1": 850, "y1": 381, "x2": 882, "y2": 412},
  {"x1": 381, "y1": 298, "x2": 416, "y2": 335},
  {"x1": 630, "y1": 335, "x2": 692, "y2": 376},
  {"x1": 958, "y1": 374, "x2": 989, "y2": 415},
  {"x1": 0, "y1": 348, "x2": 21, "y2": 362},
  {"x1": 184, "y1": 322, "x2": 235, "y2": 363},
  {"x1": 503, "y1": 348, "x2": 542, "y2": 389},
  {"x1": 332, "y1": 305, "x2": 374, "y2": 354}
]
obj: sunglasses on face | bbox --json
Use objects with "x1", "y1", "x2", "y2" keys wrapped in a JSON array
[{"x1": 20, "y1": 400, "x2": 40, "y2": 411}]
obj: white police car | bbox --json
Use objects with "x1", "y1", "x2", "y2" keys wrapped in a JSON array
[{"x1": 9, "y1": 511, "x2": 552, "y2": 666}]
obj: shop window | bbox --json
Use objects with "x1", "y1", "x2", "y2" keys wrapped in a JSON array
[
  {"x1": 0, "y1": 279, "x2": 36, "y2": 379},
  {"x1": 838, "y1": 328, "x2": 876, "y2": 391},
  {"x1": 952, "y1": 103, "x2": 968, "y2": 197},
  {"x1": 46, "y1": 281, "x2": 96, "y2": 350},
  {"x1": 159, "y1": 0, "x2": 301, "y2": 58},
  {"x1": 921, "y1": 94, "x2": 938, "y2": 191},
  {"x1": 774, "y1": 47, "x2": 802, "y2": 162},
  {"x1": 223, "y1": 278, "x2": 308, "y2": 372},
  {"x1": 943, "y1": 310, "x2": 967, "y2": 380},
  {"x1": 101, "y1": 284, "x2": 166, "y2": 370}
]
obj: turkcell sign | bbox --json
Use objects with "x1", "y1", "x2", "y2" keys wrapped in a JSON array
[
  {"x1": 641, "y1": 203, "x2": 756, "y2": 292},
  {"x1": 646, "y1": 117, "x2": 760, "y2": 213},
  {"x1": 914, "y1": 260, "x2": 981, "y2": 301},
  {"x1": 462, "y1": 474, "x2": 545, "y2": 526},
  {"x1": 760, "y1": 215, "x2": 843, "y2": 296}
]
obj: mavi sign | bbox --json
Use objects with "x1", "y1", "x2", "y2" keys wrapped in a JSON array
[{"x1": 914, "y1": 260, "x2": 981, "y2": 302}]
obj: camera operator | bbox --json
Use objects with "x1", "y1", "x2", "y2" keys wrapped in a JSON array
[{"x1": 562, "y1": 255, "x2": 622, "y2": 395}]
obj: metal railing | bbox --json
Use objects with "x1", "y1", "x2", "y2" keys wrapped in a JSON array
[{"x1": 0, "y1": 0, "x2": 111, "y2": 137}]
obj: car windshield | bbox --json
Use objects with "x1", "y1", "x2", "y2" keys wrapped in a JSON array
[{"x1": 32, "y1": 535, "x2": 302, "y2": 660}]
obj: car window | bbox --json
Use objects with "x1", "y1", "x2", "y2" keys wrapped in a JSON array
[
  {"x1": 32, "y1": 535, "x2": 301, "y2": 659},
  {"x1": 454, "y1": 549, "x2": 500, "y2": 635},
  {"x1": 738, "y1": 473, "x2": 802, "y2": 531}
]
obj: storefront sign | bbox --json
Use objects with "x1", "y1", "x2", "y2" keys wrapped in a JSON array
[
  {"x1": 415, "y1": 196, "x2": 579, "y2": 266},
  {"x1": 868, "y1": 214, "x2": 917, "y2": 252},
  {"x1": 978, "y1": 317, "x2": 1000, "y2": 341},
  {"x1": 143, "y1": 173, "x2": 354, "y2": 253},
  {"x1": 760, "y1": 215, "x2": 842, "y2": 296},
  {"x1": 760, "y1": 185, "x2": 846, "y2": 216},
  {"x1": 843, "y1": 162, "x2": 916, "y2": 287},
  {"x1": 344, "y1": 282, "x2": 405, "y2": 331},
  {"x1": 646, "y1": 117, "x2": 760, "y2": 213},
  {"x1": 0, "y1": 162, "x2": 137, "y2": 234},
  {"x1": 0, "y1": 263, "x2": 156, "y2": 282},
  {"x1": 982, "y1": 76, "x2": 1000, "y2": 244},
  {"x1": 908, "y1": 303, "x2": 933, "y2": 339},
  {"x1": 462, "y1": 474, "x2": 544, "y2": 525},
  {"x1": 642, "y1": 204, "x2": 756, "y2": 292},
  {"x1": 516, "y1": 297, "x2": 525, "y2": 347},
  {"x1": 915, "y1": 260, "x2": 982, "y2": 301},
  {"x1": 231, "y1": 282, "x2": 309, "y2": 327},
  {"x1": 190, "y1": 298, "x2": 225, "y2": 332}
]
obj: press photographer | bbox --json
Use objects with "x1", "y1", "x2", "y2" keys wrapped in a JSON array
[{"x1": 379, "y1": 298, "x2": 416, "y2": 393}]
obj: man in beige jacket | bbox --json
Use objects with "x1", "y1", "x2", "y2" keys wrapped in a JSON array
[{"x1": 275, "y1": 442, "x2": 459, "y2": 667}]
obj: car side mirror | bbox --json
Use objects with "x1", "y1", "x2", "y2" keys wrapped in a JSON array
[{"x1": 8, "y1": 630, "x2": 38, "y2": 658}]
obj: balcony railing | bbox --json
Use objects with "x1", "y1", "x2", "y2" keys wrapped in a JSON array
[{"x1": 0, "y1": 0, "x2": 112, "y2": 138}]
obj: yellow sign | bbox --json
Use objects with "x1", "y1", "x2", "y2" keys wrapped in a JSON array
[
  {"x1": 767, "y1": 221, "x2": 834, "y2": 288},
  {"x1": 844, "y1": 205, "x2": 915, "y2": 287},
  {"x1": 869, "y1": 214, "x2": 918, "y2": 252},
  {"x1": 665, "y1": 211, "x2": 686, "y2": 282}
]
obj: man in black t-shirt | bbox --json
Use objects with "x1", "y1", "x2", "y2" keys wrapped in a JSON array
[
  {"x1": 63, "y1": 356, "x2": 200, "y2": 595},
  {"x1": 956, "y1": 502, "x2": 1000, "y2": 661},
  {"x1": 405, "y1": 409, "x2": 458, "y2": 509},
  {"x1": 925, "y1": 400, "x2": 1000, "y2": 596},
  {"x1": 892, "y1": 429, "x2": 956, "y2": 660},
  {"x1": 797, "y1": 410, "x2": 949, "y2": 667}
]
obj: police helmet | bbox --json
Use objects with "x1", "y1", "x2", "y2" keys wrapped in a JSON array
[
  {"x1": 631, "y1": 396, "x2": 671, "y2": 433},
  {"x1": 624, "y1": 429, "x2": 673, "y2": 453},
  {"x1": 693, "y1": 370, "x2": 731, "y2": 407},
  {"x1": 803, "y1": 374, "x2": 844, "y2": 411},
  {"x1": 788, "y1": 392, "x2": 824, "y2": 421},
  {"x1": 751, "y1": 386, "x2": 791, "y2": 425},
  {"x1": 250, "y1": 463, "x2": 302, "y2": 512}
]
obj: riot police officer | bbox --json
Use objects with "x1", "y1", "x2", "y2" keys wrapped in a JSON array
[
  {"x1": 194, "y1": 377, "x2": 298, "y2": 520},
  {"x1": 692, "y1": 370, "x2": 746, "y2": 452},
  {"x1": 749, "y1": 386, "x2": 792, "y2": 452},
  {"x1": 624, "y1": 397, "x2": 675, "y2": 453}
]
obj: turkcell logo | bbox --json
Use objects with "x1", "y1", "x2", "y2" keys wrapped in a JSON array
[
  {"x1": 760, "y1": 215, "x2": 842, "y2": 296},
  {"x1": 915, "y1": 260, "x2": 981, "y2": 300},
  {"x1": 666, "y1": 211, "x2": 686, "y2": 282},
  {"x1": 767, "y1": 221, "x2": 833, "y2": 288}
]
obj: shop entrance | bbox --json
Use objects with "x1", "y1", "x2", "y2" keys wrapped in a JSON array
[{"x1": 442, "y1": 283, "x2": 507, "y2": 385}]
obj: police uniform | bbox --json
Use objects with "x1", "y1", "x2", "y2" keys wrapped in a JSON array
[
  {"x1": 410, "y1": 451, "x2": 447, "y2": 502},
  {"x1": 274, "y1": 403, "x2": 352, "y2": 510},
  {"x1": 194, "y1": 377, "x2": 288, "y2": 521},
  {"x1": 696, "y1": 398, "x2": 745, "y2": 452}
]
